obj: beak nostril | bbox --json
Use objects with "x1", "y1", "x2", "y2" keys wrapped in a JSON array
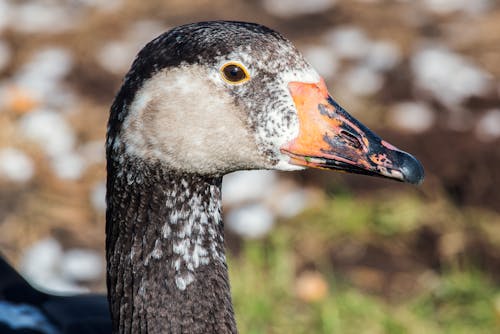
[{"x1": 340, "y1": 130, "x2": 363, "y2": 150}]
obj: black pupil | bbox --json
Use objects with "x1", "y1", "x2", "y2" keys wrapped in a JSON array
[{"x1": 224, "y1": 65, "x2": 246, "y2": 82}]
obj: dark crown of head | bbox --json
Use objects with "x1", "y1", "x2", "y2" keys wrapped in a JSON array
[{"x1": 127, "y1": 21, "x2": 285, "y2": 91}]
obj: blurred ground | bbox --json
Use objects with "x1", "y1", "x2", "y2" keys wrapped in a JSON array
[{"x1": 0, "y1": 0, "x2": 499, "y2": 333}]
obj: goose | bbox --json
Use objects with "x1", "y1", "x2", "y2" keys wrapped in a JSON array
[{"x1": 0, "y1": 21, "x2": 423, "y2": 334}]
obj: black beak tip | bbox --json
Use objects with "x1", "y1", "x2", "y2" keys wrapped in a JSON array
[{"x1": 398, "y1": 151, "x2": 425, "y2": 185}]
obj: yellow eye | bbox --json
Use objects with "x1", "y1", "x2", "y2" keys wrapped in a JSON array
[{"x1": 220, "y1": 62, "x2": 250, "y2": 84}]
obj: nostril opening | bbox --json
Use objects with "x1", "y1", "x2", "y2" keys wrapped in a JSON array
[{"x1": 340, "y1": 130, "x2": 362, "y2": 149}]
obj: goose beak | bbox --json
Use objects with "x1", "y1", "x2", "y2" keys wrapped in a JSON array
[{"x1": 281, "y1": 80, "x2": 424, "y2": 185}]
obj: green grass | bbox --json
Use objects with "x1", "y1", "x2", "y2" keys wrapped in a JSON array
[
  {"x1": 413, "y1": 270, "x2": 499, "y2": 334},
  {"x1": 228, "y1": 192, "x2": 500, "y2": 333}
]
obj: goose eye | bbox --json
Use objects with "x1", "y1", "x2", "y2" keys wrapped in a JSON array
[{"x1": 220, "y1": 62, "x2": 250, "y2": 84}]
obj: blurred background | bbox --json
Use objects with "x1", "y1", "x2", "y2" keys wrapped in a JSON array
[{"x1": 0, "y1": 0, "x2": 499, "y2": 333}]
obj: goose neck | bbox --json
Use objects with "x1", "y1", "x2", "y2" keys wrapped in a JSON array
[{"x1": 106, "y1": 162, "x2": 236, "y2": 334}]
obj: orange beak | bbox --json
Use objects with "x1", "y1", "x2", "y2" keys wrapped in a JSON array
[{"x1": 281, "y1": 80, "x2": 424, "y2": 185}]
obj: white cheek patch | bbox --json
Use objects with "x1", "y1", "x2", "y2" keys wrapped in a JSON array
[{"x1": 120, "y1": 65, "x2": 267, "y2": 174}]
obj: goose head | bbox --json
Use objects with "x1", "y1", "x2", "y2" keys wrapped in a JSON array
[
  {"x1": 107, "y1": 20, "x2": 424, "y2": 184},
  {"x1": 104, "y1": 21, "x2": 425, "y2": 333}
]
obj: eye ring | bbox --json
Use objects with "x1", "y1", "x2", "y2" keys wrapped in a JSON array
[{"x1": 220, "y1": 62, "x2": 250, "y2": 84}]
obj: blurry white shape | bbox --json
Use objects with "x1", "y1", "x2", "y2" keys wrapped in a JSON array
[
  {"x1": 20, "y1": 48, "x2": 73, "y2": 82},
  {"x1": 0, "y1": 301, "x2": 60, "y2": 334},
  {"x1": 0, "y1": 40, "x2": 11, "y2": 71},
  {"x1": 90, "y1": 181, "x2": 107, "y2": 212},
  {"x1": 13, "y1": 2, "x2": 76, "y2": 33},
  {"x1": 19, "y1": 108, "x2": 87, "y2": 180},
  {"x1": 423, "y1": 0, "x2": 492, "y2": 15},
  {"x1": 275, "y1": 190, "x2": 308, "y2": 218},
  {"x1": 344, "y1": 66, "x2": 384, "y2": 96},
  {"x1": 475, "y1": 109, "x2": 500, "y2": 142},
  {"x1": 262, "y1": 0, "x2": 336, "y2": 17},
  {"x1": 19, "y1": 109, "x2": 76, "y2": 157},
  {"x1": 222, "y1": 170, "x2": 277, "y2": 206},
  {"x1": 51, "y1": 152, "x2": 86, "y2": 180},
  {"x1": 388, "y1": 102, "x2": 436, "y2": 133},
  {"x1": 97, "y1": 20, "x2": 167, "y2": 74},
  {"x1": 97, "y1": 41, "x2": 134, "y2": 75},
  {"x1": 0, "y1": 148, "x2": 35, "y2": 183},
  {"x1": 20, "y1": 238, "x2": 62, "y2": 282},
  {"x1": 14, "y1": 48, "x2": 74, "y2": 107},
  {"x1": 303, "y1": 45, "x2": 339, "y2": 79},
  {"x1": 61, "y1": 249, "x2": 104, "y2": 282},
  {"x1": 364, "y1": 40, "x2": 402, "y2": 72},
  {"x1": 20, "y1": 238, "x2": 88, "y2": 294},
  {"x1": 226, "y1": 204, "x2": 275, "y2": 239},
  {"x1": 412, "y1": 48, "x2": 492, "y2": 107},
  {"x1": 324, "y1": 26, "x2": 370, "y2": 60}
]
